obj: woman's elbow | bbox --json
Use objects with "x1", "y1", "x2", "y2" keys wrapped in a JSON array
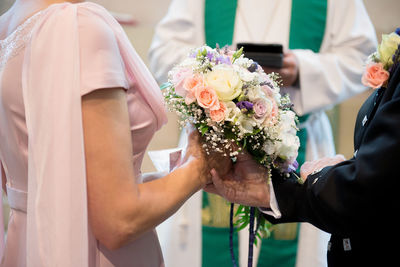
[{"x1": 92, "y1": 218, "x2": 138, "y2": 250}]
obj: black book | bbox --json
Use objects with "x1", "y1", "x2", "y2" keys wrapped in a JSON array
[{"x1": 237, "y1": 43, "x2": 283, "y2": 68}]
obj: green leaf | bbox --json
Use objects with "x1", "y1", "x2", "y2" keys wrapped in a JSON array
[
  {"x1": 235, "y1": 205, "x2": 245, "y2": 216},
  {"x1": 237, "y1": 93, "x2": 247, "y2": 102},
  {"x1": 252, "y1": 128, "x2": 262, "y2": 135},
  {"x1": 232, "y1": 47, "x2": 243, "y2": 62},
  {"x1": 236, "y1": 222, "x2": 249, "y2": 232},
  {"x1": 199, "y1": 125, "x2": 209, "y2": 135}
]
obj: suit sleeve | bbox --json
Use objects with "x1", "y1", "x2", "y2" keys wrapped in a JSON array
[{"x1": 265, "y1": 81, "x2": 400, "y2": 236}]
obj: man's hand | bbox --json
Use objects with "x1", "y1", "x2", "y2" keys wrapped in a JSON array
[
  {"x1": 300, "y1": 154, "x2": 346, "y2": 181},
  {"x1": 262, "y1": 50, "x2": 299, "y2": 87},
  {"x1": 204, "y1": 152, "x2": 270, "y2": 208}
]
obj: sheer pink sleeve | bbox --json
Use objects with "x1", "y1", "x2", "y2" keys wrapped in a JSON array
[
  {"x1": 23, "y1": 5, "x2": 91, "y2": 266},
  {"x1": 78, "y1": 8, "x2": 130, "y2": 95}
]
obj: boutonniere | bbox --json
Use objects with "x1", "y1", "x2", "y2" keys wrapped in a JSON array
[{"x1": 362, "y1": 27, "x2": 400, "y2": 89}]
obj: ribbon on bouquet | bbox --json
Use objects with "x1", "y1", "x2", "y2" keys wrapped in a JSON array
[{"x1": 229, "y1": 205, "x2": 258, "y2": 267}]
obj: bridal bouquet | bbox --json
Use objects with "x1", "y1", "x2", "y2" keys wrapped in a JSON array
[{"x1": 162, "y1": 45, "x2": 300, "y2": 264}]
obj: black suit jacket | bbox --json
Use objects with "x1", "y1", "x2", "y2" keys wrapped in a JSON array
[{"x1": 265, "y1": 65, "x2": 400, "y2": 267}]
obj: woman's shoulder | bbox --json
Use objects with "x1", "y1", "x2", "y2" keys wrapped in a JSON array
[
  {"x1": 75, "y1": 1, "x2": 115, "y2": 20},
  {"x1": 75, "y1": 2, "x2": 118, "y2": 32},
  {"x1": 39, "y1": 1, "x2": 117, "y2": 29},
  {"x1": 32, "y1": 1, "x2": 121, "y2": 48}
]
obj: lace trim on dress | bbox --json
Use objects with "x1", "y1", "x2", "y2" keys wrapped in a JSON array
[{"x1": 0, "y1": 10, "x2": 45, "y2": 71}]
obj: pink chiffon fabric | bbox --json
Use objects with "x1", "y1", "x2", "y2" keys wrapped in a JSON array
[{"x1": 0, "y1": 2, "x2": 167, "y2": 266}]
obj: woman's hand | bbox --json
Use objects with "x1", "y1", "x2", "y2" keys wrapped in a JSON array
[
  {"x1": 181, "y1": 125, "x2": 232, "y2": 188},
  {"x1": 204, "y1": 151, "x2": 270, "y2": 208}
]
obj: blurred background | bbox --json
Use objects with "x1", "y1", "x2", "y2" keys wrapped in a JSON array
[{"x1": 1, "y1": 0, "x2": 398, "y2": 173}]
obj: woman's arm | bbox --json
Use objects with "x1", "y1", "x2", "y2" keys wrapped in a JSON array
[{"x1": 82, "y1": 88, "x2": 209, "y2": 250}]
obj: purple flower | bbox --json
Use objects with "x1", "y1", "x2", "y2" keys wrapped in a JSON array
[
  {"x1": 247, "y1": 63, "x2": 258, "y2": 72},
  {"x1": 216, "y1": 55, "x2": 231, "y2": 65},
  {"x1": 396, "y1": 27, "x2": 400, "y2": 36},
  {"x1": 207, "y1": 51, "x2": 214, "y2": 61},
  {"x1": 273, "y1": 158, "x2": 299, "y2": 173},
  {"x1": 236, "y1": 101, "x2": 253, "y2": 111},
  {"x1": 286, "y1": 160, "x2": 299, "y2": 172}
]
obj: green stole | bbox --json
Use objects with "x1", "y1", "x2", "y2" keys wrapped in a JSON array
[{"x1": 203, "y1": 1, "x2": 327, "y2": 267}]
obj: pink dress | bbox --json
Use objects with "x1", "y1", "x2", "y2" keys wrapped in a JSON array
[{"x1": 0, "y1": 2, "x2": 167, "y2": 266}]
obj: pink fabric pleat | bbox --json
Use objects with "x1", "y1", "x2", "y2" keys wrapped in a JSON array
[
  {"x1": 22, "y1": 5, "x2": 90, "y2": 266},
  {"x1": 21, "y1": 3, "x2": 167, "y2": 266}
]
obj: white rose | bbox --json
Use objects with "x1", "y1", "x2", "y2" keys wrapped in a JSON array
[
  {"x1": 279, "y1": 110, "x2": 297, "y2": 133},
  {"x1": 263, "y1": 140, "x2": 276, "y2": 155},
  {"x1": 246, "y1": 86, "x2": 263, "y2": 101},
  {"x1": 274, "y1": 110, "x2": 300, "y2": 159},
  {"x1": 275, "y1": 134, "x2": 300, "y2": 159},
  {"x1": 205, "y1": 66, "x2": 243, "y2": 101},
  {"x1": 234, "y1": 57, "x2": 252, "y2": 68},
  {"x1": 236, "y1": 116, "x2": 255, "y2": 134},
  {"x1": 225, "y1": 101, "x2": 241, "y2": 122},
  {"x1": 238, "y1": 68, "x2": 258, "y2": 82}
]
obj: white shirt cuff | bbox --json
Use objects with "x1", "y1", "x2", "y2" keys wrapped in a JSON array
[{"x1": 258, "y1": 181, "x2": 282, "y2": 219}]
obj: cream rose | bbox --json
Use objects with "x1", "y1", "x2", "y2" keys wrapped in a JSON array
[
  {"x1": 205, "y1": 66, "x2": 243, "y2": 101},
  {"x1": 378, "y1": 32, "x2": 400, "y2": 67}
]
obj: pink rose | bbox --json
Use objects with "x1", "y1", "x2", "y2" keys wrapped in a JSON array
[
  {"x1": 253, "y1": 98, "x2": 269, "y2": 119},
  {"x1": 210, "y1": 101, "x2": 227, "y2": 122},
  {"x1": 195, "y1": 85, "x2": 219, "y2": 110},
  {"x1": 261, "y1": 85, "x2": 274, "y2": 97},
  {"x1": 362, "y1": 63, "x2": 390, "y2": 89},
  {"x1": 263, "y1": 99, "x2": 279, "y2": 125},
  {"x1": 172, "y1": 68, "x2": 193, "y2": 97},
  {"x1": 184, "y1": 75, "x2": 203, "y2": 104}
]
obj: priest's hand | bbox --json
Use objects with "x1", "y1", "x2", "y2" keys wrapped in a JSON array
[
  {"x1": 262, "y1": 50, "x2": 299, "y2": 87},
  {"x1": 204, "y1": 152, "x2": 270, "y2": 208}
]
